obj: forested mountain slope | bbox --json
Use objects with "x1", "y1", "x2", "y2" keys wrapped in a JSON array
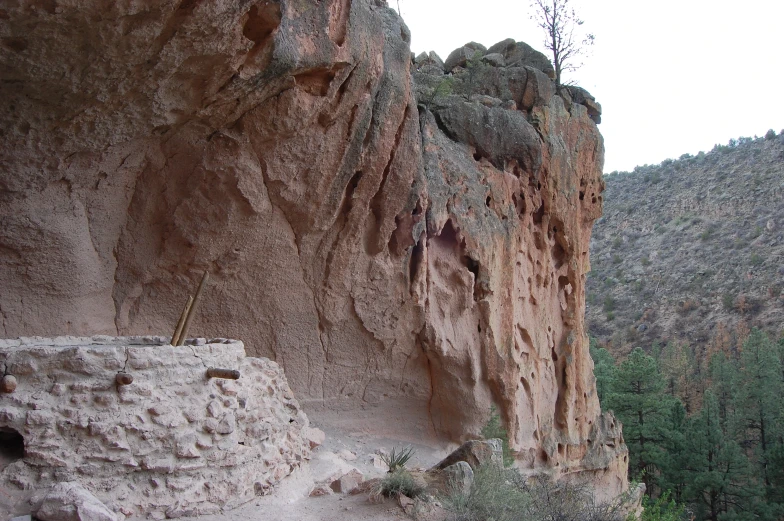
[{"x1": 587, "y1": 131, "x2": 784, "y2": 358}]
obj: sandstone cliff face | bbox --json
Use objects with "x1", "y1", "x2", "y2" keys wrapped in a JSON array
[{"x1": 0, "y1": 0, "x2": 626, "y2": 494}]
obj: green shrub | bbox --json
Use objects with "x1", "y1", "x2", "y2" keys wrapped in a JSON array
[
  {"x1": 441, "y1": 464, "x2": 529, "y2": 521},
  {"x1": 442, "y1": 466, "x2": 630, "y2": 521},
  {"x1": 612, "y1": 254, "x2": 622, "y2": 264},
  {"x1": 722, "y1": 293, "x2": 735, "y2": 311},
  {"x1": 639, "y1": 491, "x2": 684, "y2": 521},
  {"x1": 379, "y1": 469, "x2": 425, "y2": 498},
  {"x1": 524, "y1": 476, "x2": 630, "y2": 521},
  {"x1": 603, "y1": 296, "x2": 616, "y2": 312},
  {"x1": 765, "y1": 129, "x2": 777, "y2": 140},
  {"x1": 481, "y1": 407, "x2": 514, "y2": 466},
  {"x1": 750, "y1": 253, "x2": 763, "y2": 266},
  {"x1": 641, "y1": 257, "x2": 651, "y2": 266},
  {"x1": 425, "y1": 77, "x2": 455, "y2": 108},
  {"x1": 606, "y1": 311, "x2": 615, "y2": 321}
]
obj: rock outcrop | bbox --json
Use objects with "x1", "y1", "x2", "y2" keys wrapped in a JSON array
[{"x1": 0, "y1": 0, "x2": 626, "y2": 499}]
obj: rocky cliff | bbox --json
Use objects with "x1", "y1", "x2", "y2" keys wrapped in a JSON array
[{"x1": 0, "y1": 0, "x2": 626, "y2": 494}]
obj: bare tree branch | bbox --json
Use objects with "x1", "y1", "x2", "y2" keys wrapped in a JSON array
[{"x1": 530, "y1": 0, "x2": 594, "y2": 84}]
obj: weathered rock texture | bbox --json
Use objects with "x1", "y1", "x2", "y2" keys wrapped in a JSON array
[
  {"x1": 0, "y1": 0, "x2": 626, "y2": 498},
  {"x1": 0, "y1": 336, "x2": 310, "y2": 518}
]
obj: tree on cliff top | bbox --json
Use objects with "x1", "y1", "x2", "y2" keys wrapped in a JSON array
[{"x1": 530, "y1": 0, "x2": 594, "y2": 84}]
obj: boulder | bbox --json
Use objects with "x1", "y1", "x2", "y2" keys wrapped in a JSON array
[
  {"x1": 565, "y1": 85, "x2": 602, "y2": 123},
  {"x1": 330, "y1": 469, "x2": 364, "y2": 494},
  {"x1": 415, "y1": 51, "x2": 445, "y2": 71},
  {"x1": 33, "y1": 482, "x2": 118, "y2": 521},
  {"x1": 302, "y1": 426, "x2": 326, "y2": 449},
  {"x1": 431, "y1": 439, "x2": 503, "y2": 471},
  {"x1": 481, "y1": 52, "x2": 506, "y2": 67},
  {"x1": 441, "y1": 461, "x2": 474, "y2": 494},
  {"x1": 444, "y1": 42, "x2": 488, "y2": 72},
  {"x1": 429, "y1": 51, "x2": 446, "y2": 70},
  {"x1": 487, "y1": 38, "x2": 555, "y2": 78},
  {"x1": 431, "y1": 99, "x2": 542, "y2": 173},
  {"x1": 309, "y1": 484, "x2": 333, "y2": 497}
]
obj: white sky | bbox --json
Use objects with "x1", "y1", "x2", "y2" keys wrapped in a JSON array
[{"x1": 395, "y1": 0, "x2": 784, "y2": 173}]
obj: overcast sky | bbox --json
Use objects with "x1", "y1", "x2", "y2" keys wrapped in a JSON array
[{"x1": 395, "y1": 0, "x2": 784, "y2": 173}]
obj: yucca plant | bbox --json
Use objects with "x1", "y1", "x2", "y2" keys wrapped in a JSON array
[{"x1": 381, "y1": 446, "x2": 415, "y2": 473}]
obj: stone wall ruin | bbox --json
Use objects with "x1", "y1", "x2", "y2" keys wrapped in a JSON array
[{"x1": 0, "y1": 336, "x2": 311, "y2": 518}]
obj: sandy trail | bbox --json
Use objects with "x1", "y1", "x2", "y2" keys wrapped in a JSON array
[{"x1": 163, "y1": 408, "x2": 454, "y2": 521}]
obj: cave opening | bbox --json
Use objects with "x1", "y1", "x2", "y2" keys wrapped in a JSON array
[
  {"x1": 0, "y1": 427, "x2": 24, "y2": 467},
  {"x1": 463, "y1": 255, "x2": 479, "y2": 279}
]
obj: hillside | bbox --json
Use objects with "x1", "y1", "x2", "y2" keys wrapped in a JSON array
[{"x1": 586, "y1": 131, "x2": 784, "y2": 357}]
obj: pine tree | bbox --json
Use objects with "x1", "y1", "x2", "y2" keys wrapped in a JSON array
[
  {"x1": 777, "y1": 335, "x2": 784, "y2": 388},
  {"x1": 682, "y1": 391, "x2": 755, "y2": 521},
  {"x1": 605, "y1": 347, "x2": 675, "y2": 494},
  {"x1": 734, "y1": 329, "x2": 783, "y2": 489},
  {"x1": 708, "y1": 350, "x2": 740, "y2": 434},
  {"x1": 658, "y1": 341, "x2": 691, "y2": 405},
  {"x1": 589, "y1": 337, "x2": 615, "y2": 405},
  {"x1": 768, "y1": 444, "x2": 784, "y2": 505},
  {"x1": 657, "y1": 400, "x2": 688, "y2": 503}
]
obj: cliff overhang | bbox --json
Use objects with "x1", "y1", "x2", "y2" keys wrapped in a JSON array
[{"x1": 0, "y1": 0, "x2": 625, "y2": 503}]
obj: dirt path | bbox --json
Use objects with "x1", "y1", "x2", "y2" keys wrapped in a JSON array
[{"x1": 170, "y1": 410, "x2": 454, "y2": 521}]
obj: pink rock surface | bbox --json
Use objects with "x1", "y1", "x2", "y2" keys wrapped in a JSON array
[
  {"x1": 0, "y1": 337, "x2": 311, "y2": 517},
  {"x1": 0, "y1": 0, "x2": 626, "y2": 498}
]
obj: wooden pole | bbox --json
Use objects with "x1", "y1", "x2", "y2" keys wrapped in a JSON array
[
  {"x1": 176, "y1": 270, "x2": 209, "y2": 346},
  {"x1": 206, "y1": 368, "x2": 240, "y2": 380},
  {"x1": 171, "y1": 295, "x2": 194, "y2": 346}
]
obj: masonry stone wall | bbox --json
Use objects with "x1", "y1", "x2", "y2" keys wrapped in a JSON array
[{"x1": 0, "y1": 336, "x2": 311, "y2": 519}]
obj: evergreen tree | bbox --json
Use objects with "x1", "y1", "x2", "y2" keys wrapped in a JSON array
[
  {"x1": 682, "y1": 391, "x2": 755, "y2": 521},
  {"x1": 657, "y1": 400, "x2": 688, "y2": 503},
  {"x1": 708, "y1": 350, "x2": 740, "y2": 435},
  {"x1": 767, "y1": 443, "x2": 784, "y2": 505},
  {"x1": 777, "y1": 335, "x2": 784, "y2": 403},
  {"x1": 589, "y1": 337, "x2": 615, "y2": 405},
  {"x1": 734, "y1": 329, "x2": 783, "y2": 489},
  {"x1": 658, "y1": 341, "x2": 691, "y2": 405},
  {"x1": 605, "y1": 347, "x2": 675, "y2": 493}
]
